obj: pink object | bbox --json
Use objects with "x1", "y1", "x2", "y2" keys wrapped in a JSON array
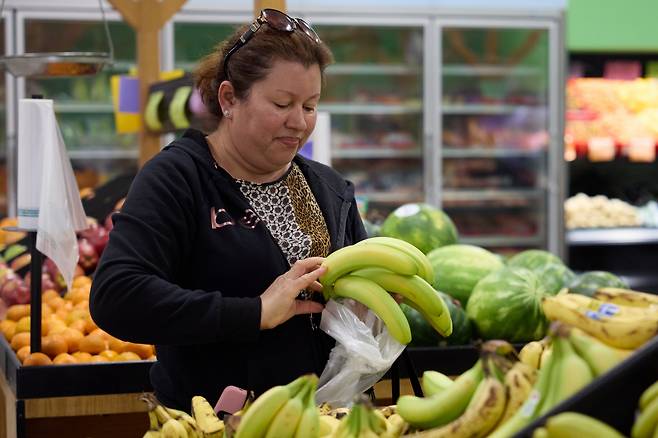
[
  {"x1": 214, "y1": 385, "x2": 248, "y2": 416},
  {"x1": 604, "y1": 61, "x2": 641, "y2": 80},
  {"x1": 188, "y1": 88, "x2": 208, "y2": 115}
]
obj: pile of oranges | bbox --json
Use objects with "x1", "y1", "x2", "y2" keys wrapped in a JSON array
[{"x1": 0, "y1": 275, "x2": 155, "y2": 366}]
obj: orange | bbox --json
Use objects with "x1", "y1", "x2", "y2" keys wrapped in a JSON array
[
  {"x1": 49, "y1": 296, "x2": 67, "y2": 311},
  {"x1": 88, "y1": 328, "x2": 111, "y2": 340},
  {"x1": 108, "y1": 337, "x2": 127, "y2": 353},
  {"x1": 83, "y1": 316, "x2": 99, "y2": 334},
  {"x1": 65, "y1": 308, "x2": 88, "y2": 326},
  {"x1": 99, "y1": 350, "x2": 119, "y2": 361},
  {"x1": 16, "y1": 345, "x2": 31, "y2": 363},
  {"x1": 41, "y1": 335, "x2": 68, "y2": 359},
  {"x1": 60, "y1": 328, "x2": 84, "y2": 353},
  {"x1": 74, "y1": 299, "x2": 89, "y2": 310},
  {"x1": 72, "y1": 276, "x2": 92, "y2": 289},
  {"x1": 89, "y1": 355, "x2": 110, "y2": 363},
  {"x1": 68, "y1": 319, "x2": 87, "y2": 334},
  {"x1": 47, "y1": 319, "x2": 68, "y2": 336},
  {"x1": 71, "y1": 351, "x2": 93, "y2": 363},
  {"x1": 123, "y1": 343, "x2": 154, "y2": 360},
  {"x1": 79, "y1": 333, "x2": 107, "y2": 354},
  {"x1": 0, "y1": 319, "x2": 16, "y2": 341},
  {"x1": 10, "y1": 332, "x2": 30, "y2": 351},
  {"x1": 42, "y1": 289, "x2": 61, "y2": 303},
  {"x1": 53, "y1": 353, "x2": 78, "y2": 365},
  {"x1": 114, "y1": 351, "x2": 141, "y2": 362},
  {"x1": 147, "y1": 355, "x2": 157, "y2": 361},
  {"x1": 41, "y1": 306, "x2": 53, "y2": 319},
  {"x1": 23, "y1": 352, "x2": 52, "y2": 366},
  {"x1": 6, "y1": 304, "x2": 30, "y2": 321},
  {"x1": 14, "y1": 316, "x2": 31, "y2": 334},
  {"x1": 65, "y1": 288, "x2": 89, "y2": 305}
]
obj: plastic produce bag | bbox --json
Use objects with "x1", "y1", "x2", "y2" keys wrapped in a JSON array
[{"x1": 316, "y1": 299, "x2": 405, "y2": 407}]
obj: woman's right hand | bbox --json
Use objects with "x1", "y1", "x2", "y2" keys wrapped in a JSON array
[{"x1": 259, "y1": 257, "x2": 327, "y2": 330}]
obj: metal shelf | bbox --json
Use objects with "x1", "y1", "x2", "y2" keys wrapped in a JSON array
[
  {"x1": 442, "y1": 104, "x2": 542, "y2": 115},
  {"x1": 567, "y1": 227, "x2": 658, "y2": 246},
  {"x1": 319, "y1": 102, "x2": 421, "y2": 115},
  {"x1": 356, "y1": 191, "x2": 423, "y2": 203},
  {"x1": 325, "y1": 63, "x2": 420, "y2": 75},
  {"x1": 442, "y1": 147, "x2": 545, "y2": 158},
  {"x1": 460, "y1": 235, "x2": 544, "y2": 247},
  {"x1": 442, "y1": 64, "x2": 541, "y2": 77},
  {"x1": 333, "y1": 148, "x2": 422, "y2": 159},
  {"x1": 442, "y1": 188, "x2": 544, "y2": 202},
  {"x1": 55, "y1": 102, "x2": 114, "y2": 113},
  {"x1": 68, "y1": 149, "x2": 138, "y2": 160}
]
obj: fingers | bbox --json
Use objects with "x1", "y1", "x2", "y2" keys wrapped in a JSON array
[
  {"x1": 294, "y1": 299, "x2": 324, "y2": 315},
  {"x1": 288, "y1": 257, "x2": 325, "y2": 276},
  {"x1": 306, "y1": 280, "x2": 323, "y2": 293}
]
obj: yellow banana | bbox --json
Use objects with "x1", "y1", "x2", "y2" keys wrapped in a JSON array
[
  {"x1": 567, "y1": 327, "x2": 626, "y2": 376},
  {"x1": 640, "y1": 380, "x2": 658, "y2": 411},
  {"x1": 320, "y1": 243, "x2": 418, "y2": 297},
  {"x1": 496, "y1": 361, "x2": 537, "y2": 428},
  {"x1": 421, "y1": 370, "x2": 454, "y2": 397},
  {"x1": 234, "y1": 385, "x2": 291, "y2": 438},
  {"x1": 397, "y1": 360, "x2": 483, "y2": 429},
  {"x1": 161, "y1": 418, "x2": 189, "y2": 438},
  {"x1": 294, "y1": 376, "x2": 319, "y2": 438},
  {"x1": 545, "y1": 411, "x2": 624, "y2": 438},
  {"x1": 401, "y1": 297, "x2": 453, "y2": 337},
  {"x1": 318, "y1": 415, "x2": 340, "y2": 437},
  {"x1": 518, "y1": 341, "x2": 544, "y2": 370},
  {"x1": 410, "y1": 361, "x2": 507, "y2": 438},
  {"x1": 539, "y1": 345, "x2": 552, "y2": 369},
  {"x1": 356, "y1": 236, "x2": 434, "y2": 283},
  {"x1": 351, "y1": 267, "x2": 448, "y2": 318},
  {"x1": 264, "y1": 394, "x2": 304, "y2": 438},
  {"x1": 147, "y1": 409, "x2": 161, "y2": 431},
  {"x1": 532, "y1": 427, "x2": 549, "y2": 438},
  {"x1": 332, "y1": 275, "x2": 412, "y2": 344},
  {"x1": 143, "y1": 431, "x2": 163, "y2": 438},
  {"x1": 154, "y1": 405, "x2": 173, "y2": 425},
  {"x1": 164, "y1": 408, "x2": 202, "y2": 438},
  {"x1": 633, "y1": 396, "x2": 658, "y2": 438},
  {"x1": 382, "y1": 413, "x2": 407, "y2": 438},
  {"x1": 191, "y1": 396, "x2": 224, "y2": 438},
  {"x1": 593, "y1": 287, "x2": 658, "y2": 308},
  {"x1": 542, "y1": 294, "x2": 658, "y2": 349}
]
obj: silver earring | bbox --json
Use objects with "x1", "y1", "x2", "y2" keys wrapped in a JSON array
[{"x1": 224, "y1": 110, "x2": 231, "y2": 118}]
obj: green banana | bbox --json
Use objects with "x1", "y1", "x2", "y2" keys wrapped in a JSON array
[
  {"x1": 640, "y1": 380, "x2": 658, "y2": 411},
  {"x1": 532, "y1": 427, "x2": 549, "y2": 438},
  {"x1": 397, "y1": 360, "x2": 483, "y2": 429},
  {"x1": 333, "y1": 275, "x2": 412, "y2": 344},
  {"x1": 264, "y1": 389, "x2": 305, "y2": 438},
  {"x1": 294, "y1": 376, "x2": 319, "y2": 438},
  {"x1": 191, "y1": 395, "x2": 224, "y2": 437},
  {"x1": 234, "y1": 385, "x2": 291, "y2": 438},
  {"x1": 356, "y1": 236, "x2": 434, "y2": 283},
  {"x1": 351, "y1": 267, "x2": 448, "y2": 317},
  {"x1": 633, "y1": 396, "x2": 658, "y2": 438},
  {"x1": 567, "y1": 327, "x2": 624, "y2": 376},
  {"x1": 320, "y1": 243, "x2": 418, "y2": 297},
  {"x1": 318, "y1": 415, "x2": 340, "y2": 437},
  {"x1": 402, "y1": 297, "x2": 453, "y2": 337},
  {"x1": 421, "y1": 370, "x2": 454, "y2": 397},
  {"x1": 545, "y1": 412, "x2": 624, "y2": 438},
  {"x1": 161, "y1": 418, "x2": 189, "y2": 438}
]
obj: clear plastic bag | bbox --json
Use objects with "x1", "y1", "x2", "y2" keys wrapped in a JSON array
[{"x1": 316, "y1": 299, "x2": 405, "y2": 407}]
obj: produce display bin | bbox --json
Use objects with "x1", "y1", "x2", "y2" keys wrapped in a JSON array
[{"x1": 516, "y1": 335, "x2": 658, "y2": 437}]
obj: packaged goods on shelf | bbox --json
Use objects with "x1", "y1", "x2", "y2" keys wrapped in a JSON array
[{"x1": 565, "y1": 193, "x2": 641, "y2": 229}]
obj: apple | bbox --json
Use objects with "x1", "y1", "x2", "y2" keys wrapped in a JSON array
[
  {"x1": 1, "y1": 273, "x2": 27, "y2": 306},
  {"x1": 78, "y1": 238, "x2": 99, "y2": 273},
  {"x1": 24, "y1": 271, "x2": 58, "y2": 293},
  {"x1": 79, "y1": 223, "x2": 109, "y2": 256}
]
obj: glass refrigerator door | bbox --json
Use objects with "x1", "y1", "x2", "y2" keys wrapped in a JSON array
[
  {"x1": 23, "y1": 18, "x2": 137, "y2": 191},
  {"x1": 440, "y1": 26, "x2": 550, "y2": 254},
  {"x1": 314, "y1": 24, "x2": 424, "y2": 224}
]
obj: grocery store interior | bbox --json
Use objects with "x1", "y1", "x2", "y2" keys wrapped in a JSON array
[{"x1": 0, "y1": 0, "x2": 657, "y2": 437}]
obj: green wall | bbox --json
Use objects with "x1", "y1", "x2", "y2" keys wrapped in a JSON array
[{"x1": 568, "y1": 0, "x2": 658, "y2": 52}]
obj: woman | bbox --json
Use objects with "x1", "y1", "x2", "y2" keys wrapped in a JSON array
[{"x1": 90, "y1": 9, "x2": 367, "y2": 411}]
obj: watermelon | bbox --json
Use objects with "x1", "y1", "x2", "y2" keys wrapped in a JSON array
[
  {"x1": 466, "y1": 267, "x2": 550, "y2": 342},
  {"x1": 380, "y1": 203, "x2": 458, "y2": 254},
  {"x1": 401, "y1": 292, "x2": 473, "y2": 347},
  {"x1": 568, "y1": 271, "x2": 628, "y2": 297},
  {"x1": 427, "y1": 244, "x2": 504, "y2": 305},
  {"x1": 507, "y1": 249, "x2": 574, "y2": 294}
]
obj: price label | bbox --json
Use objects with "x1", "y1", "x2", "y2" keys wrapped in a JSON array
[
  {"x1": 587, "y1": 137, "x2": 616, "y2": 162},
  {"x1": 628, "y1": 137, "x2": 656, "y2": 162}
]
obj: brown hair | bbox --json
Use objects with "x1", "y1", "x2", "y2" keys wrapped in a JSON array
[{"x1": 194, "y1": 20, "x2": 334, "y2": 119}]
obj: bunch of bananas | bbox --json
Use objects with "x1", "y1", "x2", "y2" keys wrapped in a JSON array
[
  {"x1": 329, "y1": 397, "x2": 406, "y2": 438},
  {"x1": 319, "y1": 237, "x2": 452, "y2": 344},
  {"x1": 533, "y1": 412, "x2": 624, "y2": 438},
  {"x1": 632, "y1": 379, "x2": 658, "y2": 438},
  {"x1": 542, "y1": 290, "x2": 658, "y2": 350},
  {"x1": 141, "y1": 393, "x2": 224, "y2": 438},
  {"x1": 232, "y1": 374, "x2": 319, "y2": 438}
]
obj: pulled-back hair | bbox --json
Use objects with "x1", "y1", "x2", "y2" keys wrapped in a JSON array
[{"x1": 194, "y1": 20, "x2": 334, "y2": 119}]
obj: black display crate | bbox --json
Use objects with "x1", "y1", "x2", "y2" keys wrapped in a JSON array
[
  {"x1": 515, "y1": 335, "x2": 658, "y2": 437},
  {"x1": 0, "y1": 334, "x2": 153, "y2": 399}
]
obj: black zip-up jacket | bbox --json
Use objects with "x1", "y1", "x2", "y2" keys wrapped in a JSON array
[{"x1": 89, "y1": 129, "x2": 367, "y2": 410}]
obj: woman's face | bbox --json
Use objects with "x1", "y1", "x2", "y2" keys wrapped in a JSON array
[{"x1": 231, "y1": 60, "x2": 321, "y2": 173}]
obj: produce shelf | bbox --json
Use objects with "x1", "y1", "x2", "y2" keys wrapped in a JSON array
[{"x1": 567, "y1": 227, "x2": 658, "y2": 246}]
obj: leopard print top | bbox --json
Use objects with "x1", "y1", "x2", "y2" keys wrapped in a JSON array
[{"x1": 235, "y1": 162, "x2": 331, "y2": 265}]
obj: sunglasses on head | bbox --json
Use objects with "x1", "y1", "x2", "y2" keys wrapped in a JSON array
[{"x1": 223, "y1": 9, "x2": 321, "y2": 80}]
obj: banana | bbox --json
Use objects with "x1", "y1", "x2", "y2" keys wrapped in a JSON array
[
  {"x1": 567, "y1": 327, "x2": 625, "y2": 376},
  {"x1": 532, "y1": 427, "x2": 549, "y2": 438},
  {"x1": 539, "y1": 345, "x2": 552, "y2": 370},
  {"x1": 397, "y1": 360, "x2": 483, "y2": 429},
  {"x1": 161, "y1": 418, "x2": 189, "y2": 438},
  {"x1": 320, "y1": 243, "x2": 418, "y2": 297},
  {"x1": 234, "y1": 385, "x2": 291, "y2": 438},
  {"x1": 143, "y1": 431, "x2": 164, "y2": 438},
  {"x1": 191, "y1": 395, "x2": 224, "y2": 438},
  {"x1": 264, "y1": 391, "x2": 304, "y2": 438},
  {"x1": 593, "y1": 287, "x2": 658, "y2": 308},
  {"x1": 155, "y1": 405, "x2": 174, "y2": 425},
  {"x1": 519, "y1": 341, "x2": 544, "y2": 370},
  {"x1": 496, "y1": 361, "x2": 537, "y2": 428},
  {"x1": 382, "y1": 413, "x2": 407, "y2": 438},
  {"x1": 351, "y1": 267, "x2": 447, "y2": 317},
  {"x1": 542, "y1": 294, "x2": 658, "y2": 349},
  {"x1": 294, "y1": 376, "x2": 319, "y2": 438},
  {"x1": 356, "y1": 236, "x2": 434, "y2": 283},
  {"x1": 332, "y1": 275, "x2": 412, "y2": 344},
  {"x1": 422, "y1": 370, "x2": 454, "y2": 396},
  {"x1": 633, "y1": 396, "x2": 658, "y2": 438},
  {"x1": 401, "y1": 297, "x2": 452, "y2": 337},
  {"x1": 640, "y1": 380, "x2": 658, "y2": 411},
  {"x1": 410, "y1": 359, "x2": 507, "y2": 438},
  {"x1": 318, "y1": 415, "x2": 340, "y2": 437},
  {"x1": 147, "y1": 409, "x2": 161, "y2": 430},
  {"x1": 544, "y1": 411, "x2": 624, "y2": 438}
]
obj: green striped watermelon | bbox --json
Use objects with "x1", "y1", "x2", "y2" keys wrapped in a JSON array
[
  {"x1": 466, "y1": 267, "x2": 549, "y2": 342},
  {"x1": 507, "y1": 249, "x2": 574, "y2": 294},
  {"x1": 568, "y1": 271, "x2": 628, "y2": 297},
  {"x1": 427, "y1": 244, "x2": 504, "y2": 305},
  {"x1": 507, "y1": 249, "x2": 562, "y2": 270},
  {"x1": 380, "y1": 203, "x2": 458, "y2": 254},
  {"x1": 401, "y1": 292, "x2": 473, "y2": 346}
]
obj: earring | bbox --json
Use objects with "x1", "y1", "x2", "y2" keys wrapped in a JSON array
[{"x1": 224, "y1": 110, "x2": 231, "y2": 118}]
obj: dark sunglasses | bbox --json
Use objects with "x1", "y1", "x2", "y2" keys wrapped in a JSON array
[{"x1": 223, "y1": 9, "x2": 321, "y2": 80}]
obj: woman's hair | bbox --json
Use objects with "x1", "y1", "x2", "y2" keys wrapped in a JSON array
[{"x1": 194, "y1": 21, "x2": 334, "y2": 119}]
